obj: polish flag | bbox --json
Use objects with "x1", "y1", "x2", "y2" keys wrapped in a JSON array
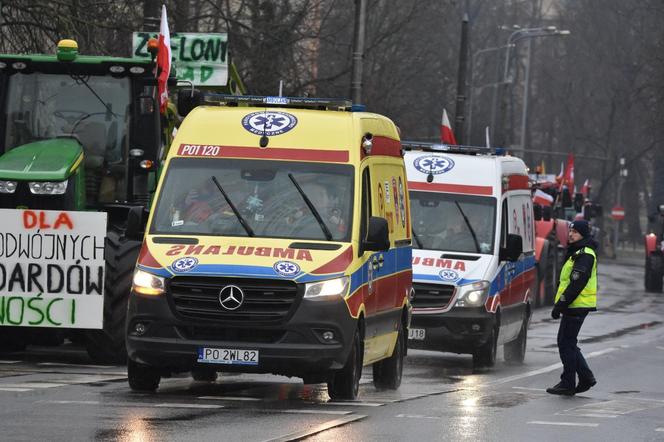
[
  {"x1": 533, "y1": 189, "x2": 554, "y2": 206},
  {"x1": 555, "y1": 161, "x2": 564, "y2": 183},
  {"x1": 440, "y1": 109, "x2": 458, "y2": 145},
  {"x1": 157, "y1": 5, "x2": 172, "y2": 114},
  {"x1": 559, "y1": 153, "x2": 575, "y2": 192},
  {"x1": 581, "y1": 179, "x2": 590, "y2": 197}
]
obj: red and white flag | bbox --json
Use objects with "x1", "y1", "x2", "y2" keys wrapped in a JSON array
[
  {"x1": 157, "y1": 5, "x2": 172, "y2": 114},
  {"x1": 440, "y1": 109, "x2": 457, "y2": 145},
  {"x1": 555, "y1": 161, "x2": 564, "y2": 183},
  {"x1": 581, "y1": 179, "x2": 590, "y2": 197},
  {"x1": 533, "y1": 189, "x2": 554, "y2": 206},
  {"x1": 559, "y1": 153, "x2": 575, "y2": 192}
]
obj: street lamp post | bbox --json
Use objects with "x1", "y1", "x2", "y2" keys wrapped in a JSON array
[
  {"x1": 490, "y1": 26, "x2": 567, "y2": 146},
  {"x1": 518, "y1": 29, "x2": 571, "y2": 153},
  {"x1": 613, "y1": 158, "x2": 628, "y2": 257}
]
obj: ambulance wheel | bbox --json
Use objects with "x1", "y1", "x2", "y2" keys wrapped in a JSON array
[
  {"x1": 192, "y1": 368, "x2": 218, "y2": 382},
  {"x1": 473, "y1": 326, "x2": 497, "y2": 368},
  {"x1": 645, "y1": 255, "x2": 663, "y2": 292},
  {"x1": 85, "y1": 224, "x2": 141, "y2": 364},
  {"x1": 128, "y1": 359, "x2": 160, "y2": 392},
  {"x1": 372, "y1": 323, "x2": 405, "y2": 390},
  {"x1": 327, "y1": 328, "x2": 363, "y2": 400},
  {"x1": 504, "y1": 319, "x2": 528, "y2": 364}
]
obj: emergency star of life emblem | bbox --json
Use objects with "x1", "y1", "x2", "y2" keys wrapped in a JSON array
[
  {"x1": 414, "y1": 155, "x2": 455, "y2": 175},
  {"x1": 171, "y1": 256, "x2": 198, "y2": 272},
  {"x1": 242, "y1": 111, "x2": 298, "y2": 136},
  {"x1": 218, "y1": 285, "x2": 244, "y2": 310},
  {"x1": 439, "y1": 269, "x2": 459, "y2": 281},
  {"x1": 273, "y1": 260, "x2": 301, "y2": 277}
]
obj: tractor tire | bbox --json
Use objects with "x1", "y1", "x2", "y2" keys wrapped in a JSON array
[
  {"x1": 645, "y1": 255, "x2": 664, "y2": 293},
  {"x1": 84, "y1": 224, "x2": 141, "y2": 364},
  {"x1": 128, "y1": 359, "x2": 161, "y2": 392},
  {"x1": 327, "y1": 328, "x2": 363, "y2": 400},
  {"x1": 372, "y1": 322, "x2": 405, "y2": 390}
]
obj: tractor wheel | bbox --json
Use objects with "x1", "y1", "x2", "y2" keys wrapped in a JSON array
[
  {"x1": 85, "y1": 224, "x2": 141, "y2": 364},
  {"x1": 645, "y1": 255, "x2": 664, "y2": 293}
]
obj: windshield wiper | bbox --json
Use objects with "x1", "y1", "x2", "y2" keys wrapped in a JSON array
[
  {"x1": 288, "y1": 173, "x2": 333, "y2": 241},
  {"x1": 69, "y1": 72, "x2": 117, "y2": 117},
  {"x1": 454, "y1": 201, "x2": 481, "y2": 253},
  {"x1": 411, "y1": 227, "x2": 423, "y2": 249},
  {"x1": 211, "y1": 176, "x2": 254, "y2": 237}
]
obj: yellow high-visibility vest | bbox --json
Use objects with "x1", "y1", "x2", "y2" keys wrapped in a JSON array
[{"x1": 554, "y1": 247, "x2": 597, "y2": 309}]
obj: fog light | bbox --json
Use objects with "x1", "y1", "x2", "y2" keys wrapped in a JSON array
[
  {"x1": 322, "y1": 331, "x2": 334, "y2": 341},
  {"x1": 471, "y1": 324, "x2": 480, "y2": 332},
  {"x1": 134, "y1": 323, "x2": 146, "y2": 335}
]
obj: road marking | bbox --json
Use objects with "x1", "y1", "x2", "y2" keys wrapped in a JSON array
[
  {"x1": 325, "y1": 401, "x2": 384, "y2": 407},
  {"x1": 198, "y1": 396, "x2": 262, "y2": 401},
  {"x1": 264, "y1": 414, "x2": 367, "y2": 442},
  {"x1": 655, "y1": 428, "x2": 664, "y2": 432},
  {"x1": 0, "y1": 387, "x2": 32, "y2": 392},
  {"x1": 512, "y1": 387, "x2": 546, "y2": 392},
  {"x1": 572, "y1": 414, "x2": 618, "y2": 418},
  {"x1": 275, "y1": 409, "x2": 352, "y2": 415},
  {"x1": 656, "y1": 346, "x2": 664, "y2": 351},
  {"x1": 0, "y1": 382, "x2": 67, "y2": 388},
  {"x1": 395, "y1": 414, "x2": 441, "y2": 420},
  {"x1": 489, "y1": 347, "x2": 618, "y2": 386},
  {"x1": 0, "y1": 360, "x2": 20, "y2": 364},
  {"x1": 155, "y1": 403, "x2": 223, "y2": 409},
  {"x1": 528, "y1": 421, "x2": 599, "y2": 427},
  {"x1": 37, "y1": 362, "x2": 116, "y2": 369}
]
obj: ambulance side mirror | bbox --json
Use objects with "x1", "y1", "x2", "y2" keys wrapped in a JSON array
[
  {"x1": 363, "y1": 216, "x2": 390, "y2": 252},
  {"x1": 500, "y1": 233, "x2": 523, "y2": 262}
]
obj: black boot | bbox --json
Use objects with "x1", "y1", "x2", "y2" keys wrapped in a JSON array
[
  {"x1": 575, "y1": 377, "x2": 597, "y2": 393},
  {"x1": 546, "y1": 382, "x2": 576, "y2": 396}
]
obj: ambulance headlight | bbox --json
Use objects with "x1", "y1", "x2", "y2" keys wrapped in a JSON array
[
  {"x1": 29, "y1": 180, "x2": 68, "y2": 195},
  {"x1": 455, "y1": 280, "x2": 490, "y2": 307},
  {"x1": 304, "y1": 277, "x2": 349, "y2": 301},
  {"x1": 0, "y1": 180, "x2": 17, "y2": 193},
  {"x1": 132, "y1": 269, "x2": 165, "y2": 296}
]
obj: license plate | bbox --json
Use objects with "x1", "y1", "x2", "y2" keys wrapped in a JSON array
[
  {"x1": 408, "y1": 328, "x2": 426, "y2": 340},
  {"x1": 197, "y1": 347, "x2": 259, "y2": 365}
]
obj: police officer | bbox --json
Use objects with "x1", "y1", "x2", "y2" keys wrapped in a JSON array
[{"x1": 546, "y1": 219, "x2": 598, "y2": 396}]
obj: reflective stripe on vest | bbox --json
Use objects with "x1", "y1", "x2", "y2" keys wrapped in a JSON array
[{"x1": 554, "y1": 247, "x2": 597, "y2": 309}]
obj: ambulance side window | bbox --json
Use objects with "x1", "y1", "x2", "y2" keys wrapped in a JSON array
[
  {"x1": 500, "y1": 199, "x2": 508, "y2": 248},
  {"x1": 360, "y1": 167, "x2": 372, "y2": 254}
]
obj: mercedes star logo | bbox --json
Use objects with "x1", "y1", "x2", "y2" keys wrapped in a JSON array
[{"x1": 218, "y1": 285, "x2": 244, "y2": 311}]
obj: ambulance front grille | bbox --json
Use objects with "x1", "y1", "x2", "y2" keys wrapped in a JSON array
[
  {"x1": 169, "y1": 277, "x2": 301, "y2": 323},
  {"x1": 412, "y1": 283, "x2": 456, "y2": 309}
]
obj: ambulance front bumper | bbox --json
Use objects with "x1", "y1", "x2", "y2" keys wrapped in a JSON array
[
  {"x1": 408, "y1": 307, "x2": 496, "y2": 354},
  {"x1": 126, "y1": 290, "x2": 357, "y2": 377}
]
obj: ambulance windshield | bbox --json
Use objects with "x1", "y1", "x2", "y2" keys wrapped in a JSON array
[
  {"x1": 410, "y1": 191, "x2": 496, "y2": 254},
  {"x1": 150, "y1": 158, "x2": 354, "y2": 242}
]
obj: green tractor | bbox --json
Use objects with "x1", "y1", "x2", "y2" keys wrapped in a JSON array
[{"x1": 0, "y1": 39, "x2": 176, "y2": 362}]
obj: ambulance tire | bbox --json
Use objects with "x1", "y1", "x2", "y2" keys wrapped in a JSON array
[
  {"x1": 645, "y1": 255, "x2": 663, "y2": 292},
  {"x1": 327, "y1": 328, "x2": 363, "y2": 400},
  {"x1": 504, "y1": 318, "x2": 528, "y2": 364},
  {"x1": 372, "y1": 323, "x2": 405, "y2": 390},
  {"x1": 191, "y1": 368, "x2": 218, "y2": 382},
  {"x1": 84, "y1": 225, "x2": 141, "y2": 364},
  {"x1": 128, "y1": 359, "x2": 161, "y2": 392},
  {"x1": 472, "y1": 325, "x2": 497, "y2": 368}
]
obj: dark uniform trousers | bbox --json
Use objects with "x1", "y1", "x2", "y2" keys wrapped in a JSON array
[{"x1": 557, "y1": 313, "x2": 594, "y2": 388}]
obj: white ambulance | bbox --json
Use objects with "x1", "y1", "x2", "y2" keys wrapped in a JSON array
[{"x1": 403, "y1": 143, "x2": 534, "y2": 367}]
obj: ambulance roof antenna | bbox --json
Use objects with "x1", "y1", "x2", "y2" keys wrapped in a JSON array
[
  {"x1": 278, "y1": 80, "x2": 283, "y2": 97},
  {"x1": 485, "y1": 126, "x2": 491, "y2": 148}
]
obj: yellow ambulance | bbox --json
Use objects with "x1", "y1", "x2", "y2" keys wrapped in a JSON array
[{"x1": 126, "y1": 95, "x2": 412, "y2": 399}]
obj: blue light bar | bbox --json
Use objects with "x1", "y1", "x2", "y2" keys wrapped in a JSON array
[{"x1": 201, "y1": 94, "x2": 354, "y2": 111}]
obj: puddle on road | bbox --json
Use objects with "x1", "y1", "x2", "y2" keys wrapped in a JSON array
[
  {"x1": 613, "y1": 390, "x2": 640, "y2": 394},
  {"x1": 460, "y1": 391, "x2": 537, "y2": 409},
  {"x1": 543, "y1": 321, "x2": 663, "y2": 347}
]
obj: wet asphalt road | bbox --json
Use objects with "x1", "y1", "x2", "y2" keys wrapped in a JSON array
[{"x1": 1, "y1": 258, "x2": 663, "y2": 441}]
